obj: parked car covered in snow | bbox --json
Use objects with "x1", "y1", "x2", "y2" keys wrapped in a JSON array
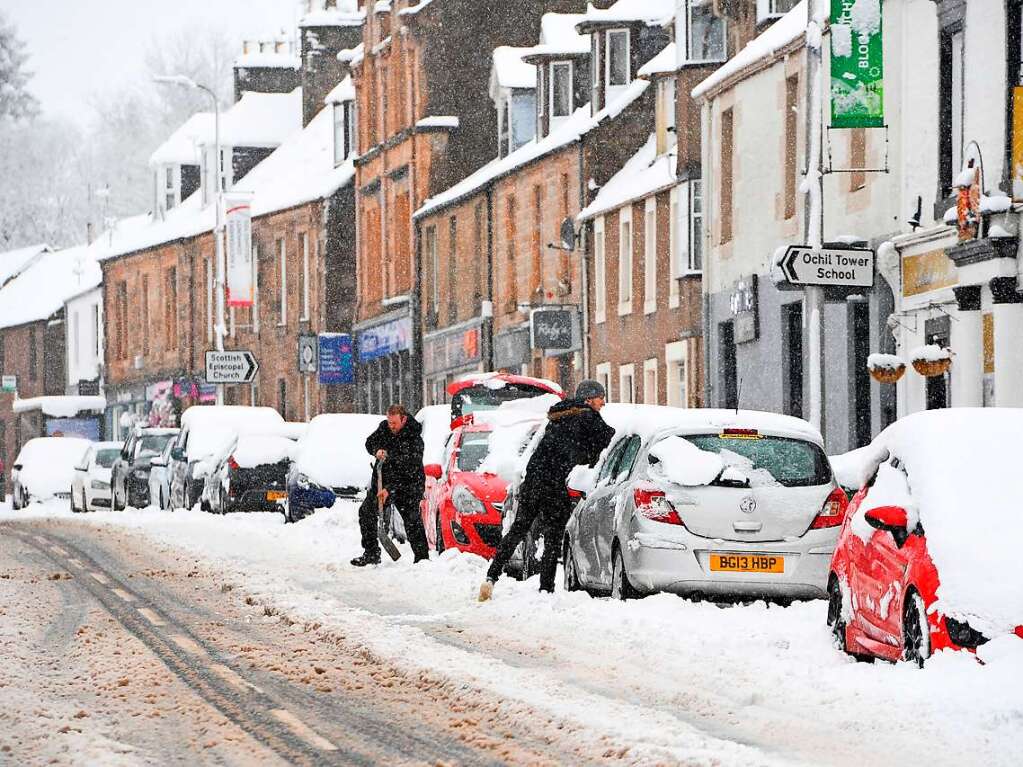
[
  {"x1": 148, "y1": 439, "x2": 175, "y2": 510},
  {"x1": 447, "y1": 372, "x2": 562, "y2": 429},
  {"x1": 167, "y1": 406, "x2": 284, "y2": 510},
  {"x1": 563, "y1": 408, "x2": 843, "y2": 601},
  {"x1": 828, "y1": 409, "x2": 1023, "y2": 666},
  {"x1": 202, "y1": 432, "x2": 297, "y2": 515},
  {"x1": 284, "y1": 413, "x2": 382, "y2": 523},
  {"x1": 10, "y1": 437, "x2": 92, "y2": 509},
  {"x1": 71, "y1": 441, "x2": 123, "y2": 512},
  {"x1": 111, "y1": 427, "x2": 179, "y2": 509}
]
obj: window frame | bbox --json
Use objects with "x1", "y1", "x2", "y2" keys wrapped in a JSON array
[
  {"x1": 605, "y1": 29, "x2": 631, "y2": 98},
  {"x1": 689, "y1": 179, "x2": 704, "y2": 272},
  {"x1": 665, "y1": 340, "x2": 689, "y2": 408},
  {"x1": 549, "y1": 60, "x2": 574, "y2": 123},
  {"x1": 619, "y1": 362, "x2": 635, "y2": 404},
  {"x1": 643, "y1": 197, "x2": 657, "y2": 315},
  {"x1": 685, "y1": 0, "x2": 728, "y2": 64},
  {"x1": 617, "y1": 205, "x2": 633, "y2": 315},
  {"x1": 594, "y1": 216, "x2": 607, "y2": 324},
  {"x1": 277, "y1": 238, "x2": 287, "y2": 326},
  {"x1": 643, "y1": 357, "x2": 658, "y2": 405},
  {"x1": 300, "y1": 232, "x2": 310, "y2": 322}
]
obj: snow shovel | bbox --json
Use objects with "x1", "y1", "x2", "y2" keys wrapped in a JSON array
[{"x1": 376, "y1": 460, "x2": 401, "y2": 562}]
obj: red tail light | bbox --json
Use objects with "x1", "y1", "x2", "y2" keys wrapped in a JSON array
[
  {"x1": 1014, "y1": 626, "x2": 1023, "y2": 640},
  {"x1": 810, "y1": 487, "x2": 849, "y2": 529},
  {"x1": 567, "y1": 488, "x2": 583, "y2": 499},
  {"x1": 227, "y1": 455, "x2": 240, "y2": 471},
  {"x1": 633, "y1": 488, "x2": 683, "y2": 526}
]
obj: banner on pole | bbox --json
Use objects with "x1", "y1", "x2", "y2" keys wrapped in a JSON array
[
  {"x1": 829, "y1": 0, "x2": 884, "y2": 128},
  {"x1": 225, "y1": 192, "x2": 254, "y2": 307}
]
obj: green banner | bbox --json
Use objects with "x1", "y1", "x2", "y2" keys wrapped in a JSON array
[{"x1": 830, "y1": 0, "x2": 884, "y2": 128}]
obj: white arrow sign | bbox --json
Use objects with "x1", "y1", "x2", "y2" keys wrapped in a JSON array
[
  {"x1": 205, "y1": 350, "x2": 259, "y2": 384},
  {"x1": 780, "y1": 246, "x2": 875, "y2": 288}
]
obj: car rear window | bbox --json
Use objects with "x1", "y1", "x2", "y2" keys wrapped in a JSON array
[
  {"x1": 451, "y1": 383, "x2": 551, "y2": 420},
  {"x1": 457, "y1": 432, "x2": 491, "y2": 472},
  {"x1": 682, "y1": 434, "x2": 832, "y2": 488},
  {"x1": 136, "y1": 434, "x2": 173, "y2": 458},
  {"x1": 95, "y1": 448, "x2": 121, "y2": 468}
]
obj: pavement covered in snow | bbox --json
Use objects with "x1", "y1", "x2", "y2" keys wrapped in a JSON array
[{"x1": 2, "y1": 498, "x2": 1021, "y2": 766}]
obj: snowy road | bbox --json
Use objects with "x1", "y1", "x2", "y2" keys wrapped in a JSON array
[{"x1": 2, "y1": 500, "x2": 1021, "y2": 766}]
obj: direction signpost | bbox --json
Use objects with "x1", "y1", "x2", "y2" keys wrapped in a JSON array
[
  {"x1": 204, "y1": 350, "x2": 258, "y2": 385},
  {"x1": 780, "y1": 245, "x2": 875, "y2": 288}
]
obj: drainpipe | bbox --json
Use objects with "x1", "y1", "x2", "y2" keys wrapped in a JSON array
[
  {"x1": 484, "y1": 186, "x2": 495, "y2": 371},
  {"x1": 578, "y1": 140, "x2": 590, "y2": 378}
]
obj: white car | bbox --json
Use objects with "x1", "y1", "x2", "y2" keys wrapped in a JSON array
[
  {"x1": 10, "y1": 437, "x2": 92, "y2": 509},
  {"x1": 71, "y1": 441, "x2": 123, "y2": 512},
  {"x1": 564, "y1": 408, "x2": 844, "y2": 601},
  {"x1": 148, "y1": 439, "x2": 175, "y2": 510}
]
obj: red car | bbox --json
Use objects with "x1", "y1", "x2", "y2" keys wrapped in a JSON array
[
  {"x1": 828, "y1": 409, "x2": 1023, "y2": 666},
  {"x1": 446, "y1": 373, "x2": 562, "y2": 429},
  {"x1": 421, "y1": 423, "x2": 507, "y2": 557}
]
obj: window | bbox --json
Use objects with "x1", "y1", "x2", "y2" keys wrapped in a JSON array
[
  {"x1": 164, "y1": 268, "x2": 176, "y2": 349},
  {"x1": 536, "y1": 65, "x2": 545, "y2": 134},
  {"x1": 164, "y1": 166, "x2": 175, "y2": 210},
  {"x1": 447, "y1": 216, "x2": 458, "y2": 321},
  {"x1": 939, "y1": 26, "x2": 965, "y2": 196},
  {"x1": 687, "y1": 0, "x2": 727, "y2": 62},
  {"x1": 425, "y1": 225, "x2": 438, "y2": 315},
  {"x1": 669, "y1": 188, "x2": 682, "y2": 307},
  {"x1": 643, "y1": 358, "x2": 658, "y2": 405},
  {"x1": 720, "y1": 108, "x2": 734, "y2": 244},
  {"x1": 28, "y1": 329, "x2": 36, "y2": 381},
  {"x1": 219, "y1": 147, "x2": 231, "y2": 191},
  {"x1": 665, "y1": 341, "x2": 688, "y2": 407},
  {"x1": 643, "y1": 198, "x2": 657, "y2": 314},
  {"x1": 300, "y1": 232, "x2": 310, "y2": 321},
  {"x1": 591, "y1": 33, "x2": 601, "y2": 108},
  {"x1": 618, "y1": 206, "x2": 632, "y2": 313},
  {"x1": 595, "y1": 361, "x2": 612, "y2": 402},
  {"x1": 141, "y1": 275, "x2": 150, "y2": 356},
  {"x1": 116, "y1": 281, "x2": 128, "y2": 360},
  {"x1": 531, "y1": 186, "x2": 542, "y2": 295},
  {"x1": 606, "y1": 30, "x2": 630, "y2": 99},
  {"x1": 690, "y1": 180, "x2": 704, "y2": 270},
  {"x1": 594, "y1": 216, "x2": 606, "y2": 323},
  {"x1": 785, "y1": 75, "x2": 799, "y2": 219},
  {"x1": 508, "y1": 92, "x2": 536, "y2": 154},
  {"x1": 619, "y1": 363, "x2": 635, "y2": 404},
  {"x1": 756, "y1": 0, "x2": 800, "y2": 24},
  {"x1": 656, "y1": 79, "x2": 677, "y2": 155},
  {"x1": 504, "y1": 196, "x2": 517, "y2": 311},
  {"x1": 277, "y1": 238, "x2": 287, "y2": 325},
  {"x1": 333, "y1": 103, "x2": 346, "y2": 165},
  {"x1": 550, "y1": 61, "x2": 573, "y2": 123}
]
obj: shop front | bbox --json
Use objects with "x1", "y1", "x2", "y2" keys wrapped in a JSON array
[
  {"x1": 422, "y1": 319, "x2": 483, "y2": 406},
  {"x1": 355, "y1": 313, "x2": 414, "y2": 414}
]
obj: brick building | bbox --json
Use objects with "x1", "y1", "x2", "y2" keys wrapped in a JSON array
[{"x1": 350, "y1": 0, "x2": 583, "y2": 414}]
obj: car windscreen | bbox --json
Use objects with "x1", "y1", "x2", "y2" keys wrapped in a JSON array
[
  {"x1": 682, "y1": 434, "x2": 832, "y2": 488},
  {"x1": 95, "y1": 448, "x2": 121, "y2": 468},
  {"x1": 451, "y1": 383, "x2": 551, "y2": 420},
  {"x1": 136, "y1": 434, "x2": 173, "y2": 459},
  {"x1": 457, "y1": 432, "x2": 491, "y2": 472}
]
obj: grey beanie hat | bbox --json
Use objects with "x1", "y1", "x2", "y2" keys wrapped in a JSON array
[{"x1": 575, "y1": 379, "x2": 607, "y2": 401}]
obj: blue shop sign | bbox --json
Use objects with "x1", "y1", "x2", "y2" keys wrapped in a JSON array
[
  {"x1": 319, "y1": 333, "x2": 355, "y2": 385},
  {"x1": 358, "y1": 317, "x2": 412, "y2": 362}
]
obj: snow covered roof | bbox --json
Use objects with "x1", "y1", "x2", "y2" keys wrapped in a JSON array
[
  {"x1": 523, "y1": 13, "x2": 590, "y2": 59},
  {"x1": 12, "y1": 395, "x2": 107, "y2": 417},
  {"x1": 338, "y1": 43, "x2": 364, "y2": 65},
  {"x1": 638, "y1": 41, "x2": 676, "y2": 78},
  {"x1": 300, "y1": 0, "x2": 364, "y2": 27},
  {"x1": 325, "y1": 75, "x2": 356, "y2": 104},
  {"x1": 234, "y1": 51, "x2": 301, "y2": 70},
  {"x1": 0, "y1": 243, "x2": 49, "y2": 288},
  {"x1": 149, "y1": 112, "x2": 215, "y2": 167},
  {"x1": 692, "y1": 0, "x2": 807, "y2": 101},
  {"x1": 577, "y1": 0, "x2": 676, "y2": 30},
  {"x1": 491, "y1": 47, "x2": 536, "y2": 92},
  {"x1": 95, "y1": 196, "x2": 213, "y2": 263},
  {"x1": 415, "y1": 78, "x2": 650, "y2": 220},
  {"x1": 0, "y1": 245, "x2": 102, "y2": 329},
  {"x1": 217, "y1": 89, "x2": 303, "y2": 148},
  {"x1": 578, "y1": 134, "x2": 677, "y2": 221}
]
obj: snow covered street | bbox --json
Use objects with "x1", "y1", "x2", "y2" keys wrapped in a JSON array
[{"x1": 3, "y1": 499, "x2": 1020, "y2": 766}]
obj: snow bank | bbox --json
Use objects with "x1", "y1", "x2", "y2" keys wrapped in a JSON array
[{"x1": 292, "y1": 413, "x2": 382, "y2": 489}]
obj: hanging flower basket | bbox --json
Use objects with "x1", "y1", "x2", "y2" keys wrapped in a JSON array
[
  {"x1": 866, "y1": 353, "x2": 906, "y2": 384},
  {"x1": 909, "y1": 345, "x2": 952, "y2": 377}
]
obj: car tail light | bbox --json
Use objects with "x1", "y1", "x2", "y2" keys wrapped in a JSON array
[
  {"x1": 809, "y1": 487, "x2": 849, "y2": 529},
  {"x1": 1014, "y1": 626, "x2": 1023, "y2": 640},
  {"x1": 567, "y1": 488, "x2": 583, "y2": 499},
  {"x1": 722, "y1": 428, "x2": 759, "y2": 437},
  {"x1": 227, "y1": 456, "x2": 240, "y2": 471},
  {"x1": 633, "y1": 488, "x2": 683, "y2": 526}
]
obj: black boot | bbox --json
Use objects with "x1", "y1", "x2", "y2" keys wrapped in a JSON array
[{"x1": 350, "y1": 553, "x2": 380, "y2": 567}]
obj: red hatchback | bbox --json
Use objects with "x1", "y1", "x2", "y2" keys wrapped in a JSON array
[
  {"x1": 421, "y1": 424, "x2": 507, "y2": 557},
  {"x1": 828, "y1": 409, "x2": 1023, "y2": 666}
]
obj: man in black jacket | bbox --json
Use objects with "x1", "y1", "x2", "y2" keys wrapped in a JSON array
[
  {"x1": 351, "y1": 404, "x2": 430, "y2": 566},
  {"x1": 479, "y1": 380, "x2": 615, "y2": 600}
]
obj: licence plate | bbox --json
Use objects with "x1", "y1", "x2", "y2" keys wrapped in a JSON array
[
  {"x1": 710, "y1": 553, "x2": 784, "y2": 573},
  {"x1": 266, "y1": 490, "x2": 287, "y2": 501}
]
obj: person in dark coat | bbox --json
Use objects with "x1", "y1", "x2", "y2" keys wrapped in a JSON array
[
  {"x1": 350, "y1": 404, "x2": 430, "y2": 566},
  {"x1": 479, "y1": 380, "x2": 615, "y2": 600}
]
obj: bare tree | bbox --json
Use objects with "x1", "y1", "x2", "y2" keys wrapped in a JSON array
[{"x1": 0, "y1": 11, "x2": 38, "y2": 122}]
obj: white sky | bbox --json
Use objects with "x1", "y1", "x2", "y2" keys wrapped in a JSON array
[{"x1": 0, "y1": 0, "x2": 301, "y2": 124}]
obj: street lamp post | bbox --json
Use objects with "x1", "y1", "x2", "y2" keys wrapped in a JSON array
[{"x1": 154, "y1": 75, "x2": 227, "y2": 406}]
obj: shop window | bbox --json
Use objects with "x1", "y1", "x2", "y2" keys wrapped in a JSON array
[{"x1": 605, "y1": 30, "x2": 630, "y2": 101}]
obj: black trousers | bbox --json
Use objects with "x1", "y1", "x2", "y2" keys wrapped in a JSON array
[
  {"x1": 486, "y1": 489, "x2": 572, "y2": 592},
  {"x1": 358, "y1": 488, "x2": 429, "y2": 561}
]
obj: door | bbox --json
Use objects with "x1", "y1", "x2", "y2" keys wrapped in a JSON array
[
  {"x1": 594, "y1": 435, "x2": 643, "y2": 585},
  {"x1": 575, "y1": 437, "x2": 629, "y2": 584}
]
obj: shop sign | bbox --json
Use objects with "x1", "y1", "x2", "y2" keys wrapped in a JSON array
[
  {"x1": 902, "y1": 249, "x2": 957, "y2": 298},
  {"x1": 319, "y1": 333, "x2": 354, "y2": 385},
  {"x1": 358, "y1": 317, "x2": 412, "y2": 362},
  {"x1": 531, "y1": 309, "x2": 574, "y2": 350},
  {"x1": 830, "y1": 0, "x2": 884, "y2": 128},
  {"x1": 225, "y1": 192, "x2": 254, "y2": 307},
  {"x1": 729, "y1": 275, "x2": 759, "y2": 344},
  {"x1": 1, "y1": 375, "x2": 16, "y2": 393},
  {"x1": 298, "y1": 334, "x2": 318, "y2": 374},
  {"x1": 424, "y1": 326, "x2": 481, "y2": 375}
]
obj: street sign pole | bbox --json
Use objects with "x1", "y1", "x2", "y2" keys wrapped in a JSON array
[{"x1": 806, "y1": 0, "x2": 825, "y2": 434}]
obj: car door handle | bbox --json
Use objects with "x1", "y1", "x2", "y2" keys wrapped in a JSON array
[{"x1": 732, "y1": 521, "x2": 762, "y2": 533}]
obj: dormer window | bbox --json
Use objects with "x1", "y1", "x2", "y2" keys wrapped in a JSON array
[
  {"x1": 756, "y1": 0, "x2": 800, "y2": 26},
  {"x1": 549, "y1": 61, "x2": 574, "y2": 128},
  {"x1": 498, "y1": 90, "x2": 536, "y2": 157},
  {"x1": 605, "y1": 29, "x2": 631, "y2": 101},
  {"x1": 683, "y1": 0, "x2": 727, "y2": 63},
  {"x1": 333, "y1": 101, "x2": 355, "y2": 165},
  {"x1": 164, "y1": 166, "x2": 176, "y2": 211}
]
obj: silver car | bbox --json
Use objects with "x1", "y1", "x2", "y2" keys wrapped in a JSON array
[{"x1": 563, "y1": 410, "x2": 844, "y2": 601}]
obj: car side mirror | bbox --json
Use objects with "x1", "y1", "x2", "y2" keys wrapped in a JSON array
[
  {"x1": 170, "y1": 447, "x2": 185, "y2": 462},
  {"x1": 12, "y1": 463, "x2": 22, "y2": 471},
  {"x1": 424, "y1": 463, "x2": 443, "y2": 480},
  {"x1": 864, "y1": 505, "x2": 910, "y2": 546},
  {"x1": 567, "y1": 466, "x2": 597, "y2": 499}
]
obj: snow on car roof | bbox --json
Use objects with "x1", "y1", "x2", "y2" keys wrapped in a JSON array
[
  {"x1": 602, "y1": 405, "x2": 824, "y2": 445},
  {"x1": 866, "y1": 408, "x2": 1023, "y2": 635},
  {"x1": 181, "y1": 405, "x2": 284, "y2": 430},
  {"x1": 16, "y1": 436, "x2": 92, "y2": 462},
  {"x1": 295, "y1": 413, "x2": 382, "y2": 488},
  {"x1": 232, "y1": 435, "x2": 296, "y2": 469}
]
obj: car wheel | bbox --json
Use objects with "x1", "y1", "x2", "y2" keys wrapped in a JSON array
[
  {"x1": 563, "y1": 539, "x2": 582, "y2": 593},
  {"x1": 902, "y1": 591, "x2": 930, "y2": 668},
  {"x1": 611, "y1": 545, "x2": 637, "y2": 601},
  {"x1": 827, "y1": 576, "x2": 848, "y2": 653}
]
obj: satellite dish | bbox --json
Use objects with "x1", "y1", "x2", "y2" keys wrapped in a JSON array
[{"x1": 559, "y1": 218, "x2": 576, "y2": 251}]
